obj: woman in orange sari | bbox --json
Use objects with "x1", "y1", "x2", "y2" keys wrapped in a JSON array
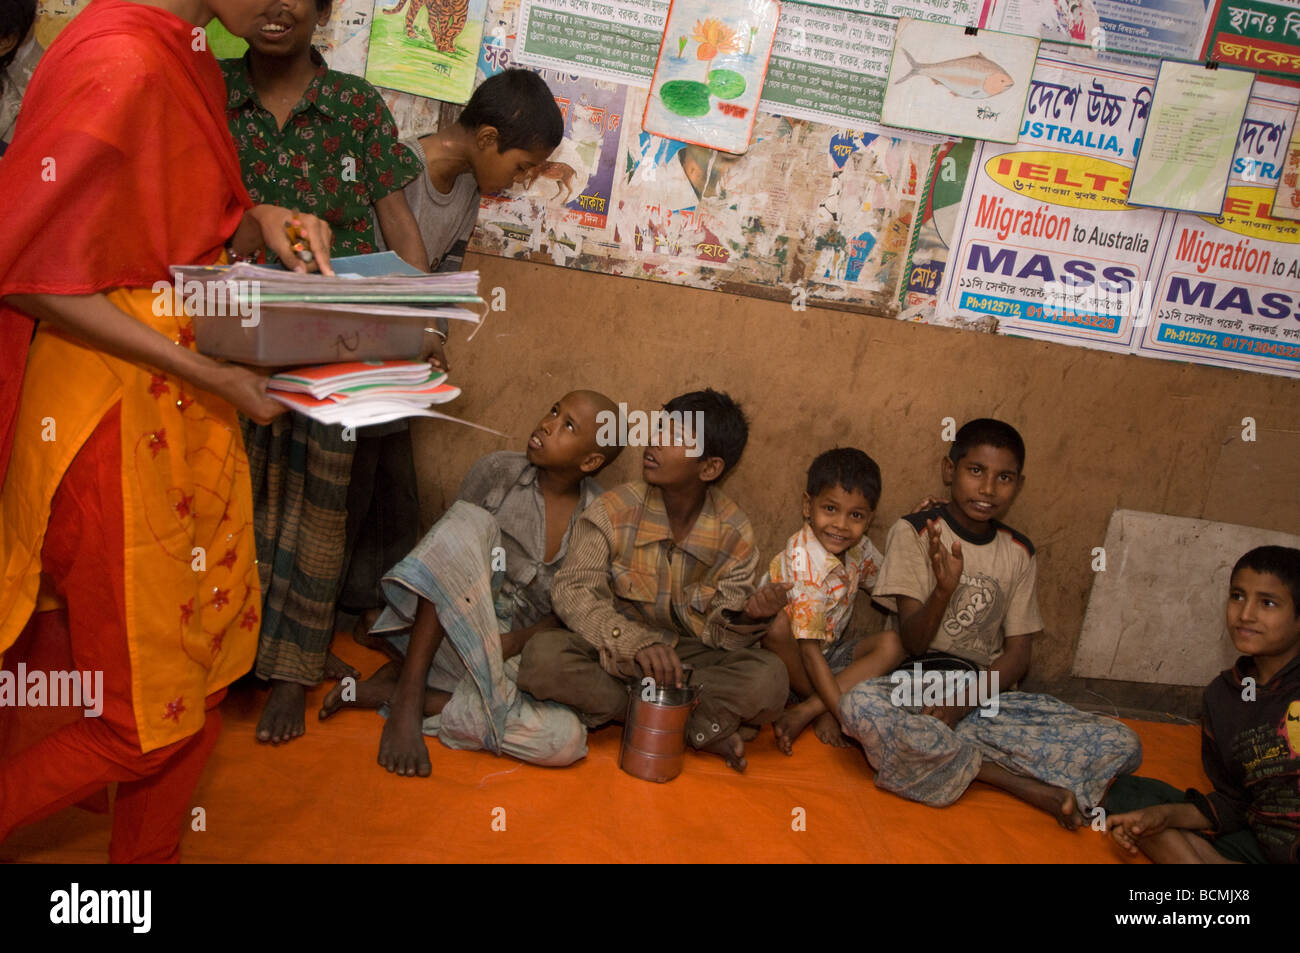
[{"x1": 0, "y1": 0, "x2": 334, "y2": 862}]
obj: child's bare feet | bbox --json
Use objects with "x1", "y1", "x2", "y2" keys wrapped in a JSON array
[
  {"x1": 773, "y1": 700, "x2": 819, "y2": 755},
  {"x1": 1030, "y1": 785, "x2": 1083, "y2": 829},
  {"x1": 318, "y1": 661, "x2": 401, "y2": 719},
  {"x1": 323, "y1": 650, "x2": 359, "y2": 681},
  {"x1": 256, "y1": 680, "x2": 307, "y2": 744},
  {"x1": 813, "y1": 710, "x2": 851, "y2": 747},
  {"x1": 701, "y1": 732, "x2": 747, "y2": 772},
  {"x1": 377, "y1": 701, "x2": 432, "y2": 778},
  {"x1": 979, "y1": 762, "x2": 1085, "y2": 829}
]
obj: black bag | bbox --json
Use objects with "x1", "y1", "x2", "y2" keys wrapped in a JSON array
[{"x1": 891, "y1": 651, "x2": 980, "y2": 677}]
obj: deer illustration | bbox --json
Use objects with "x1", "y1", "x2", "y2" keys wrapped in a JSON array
[{"x1": 522, "y1": 161, "x2": 578, "y2": 204}]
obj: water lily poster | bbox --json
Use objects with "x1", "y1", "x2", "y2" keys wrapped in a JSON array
[
  {"x1": 880, "y1": 18, "x2": 1039, "y2": 144},
  {"x1": 642, "y1": 0, "x2": 781, "y2": 155}
]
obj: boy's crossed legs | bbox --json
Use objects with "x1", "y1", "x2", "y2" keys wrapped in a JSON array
[
  {"x1": 763, "y1": 610, "x2": 904, "y2": 752},
  {"x1": 839, "y1": 677, "x2": 1142, "y2": 828},
  {"x1": 518, "y1": 628, "x2": 788, "y2": 772},
  {"x1": 320, "y1": 598, "x2": 455, "y2": 777},
  {"x1": 318, "y1": 501, "x2": 587, "y2": 775},
  {"x1": 321, "y1": 596, "x2": 577, "y2": 775}
]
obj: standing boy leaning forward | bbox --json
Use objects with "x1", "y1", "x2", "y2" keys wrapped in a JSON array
[
  {"x1": 838, "y1": 419, "x2": 1142, "y2": 827},
  {"x1": 1106, "y1": 546, "x2": 1300, "y2": 864},
  {"x1": 763, "y1": 448, "x2": 905, "y2": 754},
  {"x1": 337, "y1": 68, "x2": 566, "y2": 689},
  {"x1": 386, "y1": 69, "x2": 560, "y2": 277},
  {"x1": 320, "y1": 391, "x2": 620, "y2": 775},
  {"x1": 517, "y1": 389, "x2": 792, "y2": 773}
]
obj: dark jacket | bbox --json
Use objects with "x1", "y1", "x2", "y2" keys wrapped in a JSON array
[{"x1": 1188, "y1": 654, "x2": 1300, "y2": 863}]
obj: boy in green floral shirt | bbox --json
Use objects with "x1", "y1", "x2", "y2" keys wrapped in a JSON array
[
  {"x1": 221, "y1": 1, "x2": 425, "y2": 261},
  {"x1": 220, "y1": 0, "x2": 431, "y2": 747}
]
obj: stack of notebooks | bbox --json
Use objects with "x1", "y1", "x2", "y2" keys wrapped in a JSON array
[
  {"x1": 173, "y1": 252, "x2": 486, "y2": 367},
  {"x1": 171, "y1": 253, "x2": 504, "y2": 432},
  {"x1": 268, "y1": 361, "x2": 501, "y2": 430}
]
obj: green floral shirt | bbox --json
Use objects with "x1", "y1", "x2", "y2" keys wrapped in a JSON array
[{"x1": 221, "y1": 51, "x2": 421, "y2": 256}]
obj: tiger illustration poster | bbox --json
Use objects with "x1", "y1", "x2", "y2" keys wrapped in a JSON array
[{"x1": 365, "y1": 0, "x2": 489, "y2": 103}]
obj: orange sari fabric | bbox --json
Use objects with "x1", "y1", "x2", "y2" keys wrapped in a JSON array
[{"x1": 0, "y1": 0, "x2": 259, "y2": 751}]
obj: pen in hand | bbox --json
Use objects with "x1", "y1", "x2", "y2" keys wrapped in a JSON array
[{"x1": 285, "y1": 218, "x2": 315, "y2": 265}]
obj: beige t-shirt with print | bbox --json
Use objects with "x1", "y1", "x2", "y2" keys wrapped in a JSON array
[{"x1": 873, "y1": 506, "x2": 1042, "y2": 668}]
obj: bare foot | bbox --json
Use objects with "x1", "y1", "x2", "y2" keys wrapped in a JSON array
[
  {"x1": 318, "y1": 661, "x2": 400, "y2": 720},
  {"x1": 701, "y1": 732, "x2": 747, "y2": 773},
  {"x1": 324, "y1": 650, "x2": 359, "y2": 681},
  {"x1": 256, "y1": 680, "x2": 307, "y2": 745},
  {"x1": 773, "y1": 701, "x2": 818, "y2": 755},
  {"x1": 377, "y1": 697, "x2": 432, "y2": 778},
  {"x1": 979, "y1": 762, "x2": 1085, "y2": 830},
  {"x1": 1034, "y1": 786, "x2": 1085, "y2": 830},
  {"x1": 813, "y1": 710, "x2": 851, "y2": 747},
  {"x1": 737, "y1": 724, "x2": 759, "y2": 742}
]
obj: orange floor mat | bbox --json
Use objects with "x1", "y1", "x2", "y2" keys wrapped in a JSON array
[{"x1": 1, "y1": 637, "x2": 1209, "y2": 863}]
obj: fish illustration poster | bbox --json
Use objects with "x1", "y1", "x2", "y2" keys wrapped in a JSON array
[
  {"x1": 365, "y1": 0, "x2": 489, "y2": 103},
  {"x1": 641, "y1": 0, "x2": 782, "y2": 154},
  {"x1": 880, "y1": 18, "x2": 1040, "y2": 143}
]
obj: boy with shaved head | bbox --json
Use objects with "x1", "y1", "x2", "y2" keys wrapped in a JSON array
[{"x1": 321, "y1": 390, "x2": 621, "y2": 773}]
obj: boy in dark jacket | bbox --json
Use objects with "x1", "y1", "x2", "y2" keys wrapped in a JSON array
[{"x1": 1107, "y1": 545, "x2": 1300, "y2": 864}]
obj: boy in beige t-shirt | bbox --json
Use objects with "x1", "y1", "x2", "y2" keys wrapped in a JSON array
[
  {"x1": 872, "y1": 497, "x2": 1042, "y2": 671},
  {"x1": 838, "y1": 419, "x2": 1142, "y2": 830}
]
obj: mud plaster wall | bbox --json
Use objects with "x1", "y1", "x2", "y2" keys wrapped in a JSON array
[{"x1": 411, "y1": 253, "x2": 1300, "y2": 715}]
